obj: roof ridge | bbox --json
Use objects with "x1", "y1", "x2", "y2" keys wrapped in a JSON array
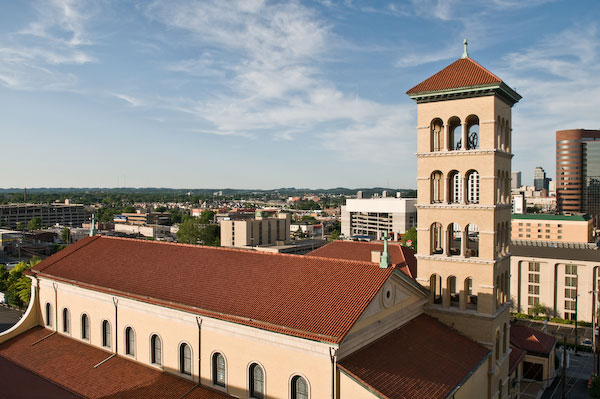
[
  {"x1": 34, "y1": 235, "x2": 101, "y2": 273},
  {"x1": 100, "y1": 236, "x2": 387, "y2": 268},
  {"x1": 464, "y1": 56, "x2": 502, "y2": 82}
]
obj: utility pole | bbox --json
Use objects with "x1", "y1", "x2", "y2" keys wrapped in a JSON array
[{"x1": 562, "y1": 334, "x2": 567, "y2": 399}]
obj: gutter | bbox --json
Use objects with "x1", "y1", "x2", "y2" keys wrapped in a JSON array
[
  {"x1": 113, "y1": 297, "x2": 118, "y2": 354},
  {"x1": 330, "y1": 347, "x2": 337, "y2": 399}
]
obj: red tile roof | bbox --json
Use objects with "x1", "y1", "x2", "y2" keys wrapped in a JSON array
[
  {"x1": 31, "y1": 236, "x2": 395, "y2": 344},
  {"x1": 0, "y1": 326, "x2": 231, "y2": 399},
  {"x1": 509, "y1": 345, "x2": 526, "y2": 375},
  {"x1": 308, "y1": 240, "x2": 417, "y2": 279},
  {"x1": 406, "y1": 57, "x2": 502, "y2": 95},
  {"x1": 338, "y1": 314, "x2": 490, "y2": 399},
  {"x1": 510, "y1": 324, "x2": 557, "y2": 356}
]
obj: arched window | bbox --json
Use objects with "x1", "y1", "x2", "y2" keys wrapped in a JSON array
[
  {"x1": 448, "y1": 276, "x2": 458, "y2": 307},
  {"x1": 62, "y1": 308, "x2": 70, "y2": 333},
  {"x1": 448, "y1": 223, "x2": 461, "y2": 256},
  {"x1": 102, "y1": 320, "x2": 111, "y2": 348},
  {"x1": 81, "y1": 313, "x2": 90, "y2": 340},
  {"x1": 495, "y1": 330, "x2": 500, "y2": 360},
  {"x1": 505, "y1": 119, "x2": 510, "y2": 151},
  {"x1": 465, "y1": 277, "x2": 477, "y2": 310},
  {"x1": 466, "y1": 115, "x2": 479, "y2": 150},
  {"x1": 180, "y1": 343, "x2": 192, "y2": 375},
  {"x1": 430, "y1": 222, "x2": 443, "y2": 255},
  {"x1": 430, "y1": 274, "x2": 442, "y2": 304},
  {"x1": 430, "y1": 118, "x2": 443, "y2": 152},
  {"x1": 448, "y1": 171, "x2": 462, "y2": 203},
  {"x1": 151, "y1": 334, "x2": 162, "y2": 366},
  {"x1": 465, "y1": 224, "x2": 479, "y2": 257},
  {"x1": 466, "y1": 170, "x2": 479, "y2": 204},
  {"x1": 249, "y1": 363, "x2": 265, "y2": 399},
  {"x1": 448, "y1": 117, "x2": 461, "y2": 151},
  {"x1": 291, "y1": 375, "x2": 309, "y2": 399},
  {"x1": 431, "y1": 171, "x2": 443, "y2": 203},
  {"x1": 503, "y1": 323, "x2": 508, "y2": 354},
  {"x1": 213, "y1": 352, "x2": 226, "y2": 387},
  {"x1": 125, "y1": 327, "x2": 135, "y2": 356},
  {"x1": 45, "y1": 303, "x2": 52, "y2": 326}
]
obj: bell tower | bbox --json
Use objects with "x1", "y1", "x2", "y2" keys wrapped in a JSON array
[{"x1": 406, "y1": 40, "x2": 521, "y2": 399}]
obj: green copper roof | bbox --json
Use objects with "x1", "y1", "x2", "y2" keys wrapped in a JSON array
[{"x1": 511, "y1": 214, "x2": 591, "y2": 221}]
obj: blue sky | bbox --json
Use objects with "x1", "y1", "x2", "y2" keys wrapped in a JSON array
[{"x1": 1, "y1": 0, "x2": 599, "y2": 189}]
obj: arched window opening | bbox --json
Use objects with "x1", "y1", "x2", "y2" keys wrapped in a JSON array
[
  {"x1": 430, "y1": 274, "x2": 442, "y2": 304},
  {"x1": 505, "y1": 120, "x2": 510, "y2": 151},
  {"x1": 500, "y1": 117, "x2": 506, "y2": 150},
  {"x1": 125, "y1": 327, "x2": 135, "y2": 356},
  {"x1": 495, "y1": 330, "x2": 500, "y2": 360},
  {"x1": 496, "y1": 276, "x2": 502, "y2": 307},
  {"x1": 431, "y1": 171, "x2": 443, "y2": 203},
  {"x1": 180, "y1": 343, "x2": 192, "y2": 375},
  {"x1": 81, "y1": 314, "x2": 90, "y2": 340},
  {"x1": 213, "y1": 353, "x2": 226, "y2": 387},
  {"x1": 102, "y1": 320, "x2": 111, "y2": 348},
  {"x1": 45, "y1": 303, "x2": 52, "y2": 326},
  {"x1": 466, "y1": 170, "x2": 479, "y2": 204},
  {"x1": 62, "y1": 308, "x2": 70, "y2": 333},
  {"x1": 499, "y1": 380, "x2": 503, "y2": 399},
  {"x1": 466, "y1": 115, "x2": 479, "y2": 150},
  {"x1": 465, "y1": 224, "x2": 479, "y2": 257},
  {"x1": 465, "y1": 278, "x2": 477, "y2": 310},
  {"x1": 430, "y1": 119, "x2": 443, "y2": 152},
  {"x1": 430, "y1": 222, "x2": 443, "y2": 255},
  {"x1": 249, "y1": 363, "x2": 265, "y2": 399},
  {"x1": 448, "y1": 223, "x2": 461, "y2": 256},
  {"x1": 448, "y1": 276, "x2": 458, "y2": 307},
  {"x1": 292, "y1": 375, "x2": 309, "y2": 399},
  {"x1": 151, "y1": 334, "x2": 162, "y2": 366},
  {"x1": 503, "y1": 323, "x2": 508, "y2": 354},
  {"x1": 448, "y1": 171, "x2": 462, "y2": 203},
  {"x1": 503, "y1": 221, "x2": 509, "y2": 253},
  {"x1": 448, "y1": 117, "x2": 461, "y2": 151}
]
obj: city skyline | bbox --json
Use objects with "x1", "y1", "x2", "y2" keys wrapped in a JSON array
[{"x1": 1, "y1": 0, "x2": 599, "y2": 189}]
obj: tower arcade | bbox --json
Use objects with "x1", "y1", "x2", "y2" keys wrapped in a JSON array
[{"x1": 406, "y1": 41, "x2": 521, "y2": 399}]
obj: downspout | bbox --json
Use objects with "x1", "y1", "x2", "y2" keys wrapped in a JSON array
[
  {"x1": 113, "y1": 297, "x2": 118, "y2": 354},
  {"x1": 196, "y1": 317, "x2": 202, "y2": 384},
  {"x1": 329, "y1": 347, "x2": 337, "y2": 399},
  {"x1": 53, "y1": 282, "x2": 58, "y2": 332}
]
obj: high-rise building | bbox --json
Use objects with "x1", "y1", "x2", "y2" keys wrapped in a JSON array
[
  {"x1": 533, "y1": 167, "x2": 548, "y2": 191},
  {"x1": 511, "y1": 171, "x2": 521, "y2": 189},
  {"x1": 556, "y1": 129, "x2": 600, "y2": 225},
  {"x1": 406, "y1": 41, "x2": 521, "y2": 398}
]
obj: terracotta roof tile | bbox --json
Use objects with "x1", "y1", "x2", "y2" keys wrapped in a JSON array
[
  {"x1": 510, "y1": 324, "x2": 557, "y2": 356},
  {"x1": 0, "y1": 326, "x2": 231, "y2": 399},
  {"x1": 338, "y1": 314, "x2": 490, "y2": 399},
  {"x1": 406, "y1": 57, "x2": 502, "y2": 95},
  {"x1": 308, "y1": 240, "x2": 417, "y2": 278},
  {"x1": 31, "y1": 236, "x2": 394, "y2": 344}
]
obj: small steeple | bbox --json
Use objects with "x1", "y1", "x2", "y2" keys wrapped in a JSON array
[
  {"x1": 461, "y1": 38, "x2": 469, "y2": 59},
  {"x1": 89, "y1": 214, "x2": 97, "y2": 237},
  {"x1": 379, "y1": 232, "x2": 391, "y2": 268}
]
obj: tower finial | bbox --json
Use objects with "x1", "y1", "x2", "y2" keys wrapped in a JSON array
[
  {"x1": 380, "y1": 231, "x2": 391, "y2": 268},
  {"x1": 462, "y1": 38, "x2": 468, "y2": 59},
  {"x1": 89, "y1": 214, "x2": 97, "y2": 237}
]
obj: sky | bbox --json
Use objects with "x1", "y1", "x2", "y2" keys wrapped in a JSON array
[{"x1": 1, "y1": 0, "x2": 599, "y2": 189}]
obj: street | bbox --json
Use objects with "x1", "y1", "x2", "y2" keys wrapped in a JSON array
[
  {"x1": 0, "y1": 306, "x2": 23, "y2": 333},
  {"x1": 541, "y1": 352, "x2": 594, "y2": 399}
]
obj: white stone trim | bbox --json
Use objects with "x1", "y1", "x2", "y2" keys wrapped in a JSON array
[
  {"x1": 415, "y1": 254, "x2": 496, "y2": 265},
  {"x1": 177, "y1": 340, "x2": 194, "y2": 380},
  {"x1": 247, "y1": 360, "x2": 267, "y2": 399},
  {"x1": 123, "y1": 325, "x2": 137, "y2": 359},
  {"x1": 288, "y1": 373, "x2": 311, "y2": 399},
  {"x1": 210, "y1": 350, "x2": 229, "y2": 392}
]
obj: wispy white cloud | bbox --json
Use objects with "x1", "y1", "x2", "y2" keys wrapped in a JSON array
[
  {"x1": 0, "y1": 0, "x2": 95, "y2": 90},
  {"x1": 110, "y1": 92, "x2": 146, "y2": 107},
  {"x1": 143, "y1": 0, "x2": 414, "y2": 164}
]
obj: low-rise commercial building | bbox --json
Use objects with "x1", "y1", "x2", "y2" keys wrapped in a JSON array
[
  {"x1": 511, "y1": 214, "x2": 593, "y2": 243},
  {"x1": 341, "y1": 197, "x2": 417, "y2": 241},
  {"x1": 0, "y1": 203, "x2": 88, "y2": 229}
]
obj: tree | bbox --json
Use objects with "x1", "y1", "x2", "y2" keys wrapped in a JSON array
[
  {"x1": 401, "y1": 227, "x2": 417, "y2": 251},
  {"x1": 329, "y1": 229, "x2": 340, "y2": 241},
  {"x1": 199, "y1": 210, "x2": 215, "y2": 225},
  {"x1": 27, "y1": 217, "x2": 42, "y2": 231},
  {"x1": 4, "y1": 259, "x2": 41, "y2": 308},
  {"x1": 177, "y1": 217, "x2": 201, "y2": 244},
  {"x1": 61, "y1": 227, "x2": 71, "y2": 244},
  {"x1": 198, "y1": 224, "x2": 220, "y2": 246},
  {"x1": 589, "y1": 375, "x2": 600, "y2": 398},
  {"x1": 16, "y1": 222, "x2": 24, "y2": 231},
  {"x1": 529, "y1": 303, "x2": 552, "y2": 318}
]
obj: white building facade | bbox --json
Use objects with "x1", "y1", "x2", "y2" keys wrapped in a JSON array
[{"x1": 341, "y1": 198, "x2": 417, "y2": 241}]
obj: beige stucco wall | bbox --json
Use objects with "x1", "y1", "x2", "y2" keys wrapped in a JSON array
[
  {"x1": 511, "y1": 255, "x2": 600, "y2": 322},
  {"x1": 511, "y1": 218, "x2": 592, "y2": 243},
  {"x1": 338, "y1": 371, "x2": 378, "y2": 399},
  {"x1": 0, "y1": 276, "x2": 40, "y2": 345},
  {"x1": 454, "y1": 354, "x2": 490, "y2": 399}
]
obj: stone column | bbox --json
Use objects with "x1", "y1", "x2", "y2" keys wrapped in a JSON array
[
  {"x1": 444, "y1": 228, "x2": 450, "y2": 256},
  {"x1": 461, "y1": 175, "x2": 468, "y2": 204},
  {"x1": 461, "y1": 227, "x2": 468, "y2": 257},
  {"x1": 444, "y1": 176, "x2": 449, "y2": 203},
  {"x1": 462, "y1": 123, "x2": 468, "y2": 150},
  {"x1": 444, "y1": 124, "x2": 449, "y2": 151}
]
